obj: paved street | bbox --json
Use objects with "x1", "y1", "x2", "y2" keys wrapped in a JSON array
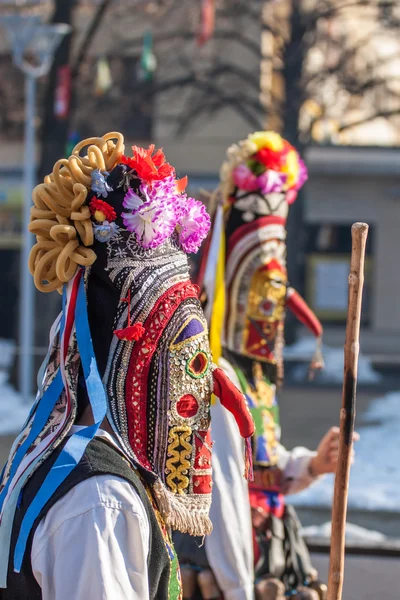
[
  {"x1": 311, "y1": 552, "x2": 400, "y2": 599},
  {"x1": 278, "y1": 384, "x2": 400, "y2": 598}
]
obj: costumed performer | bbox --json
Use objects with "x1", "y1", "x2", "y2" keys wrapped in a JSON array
[
  {"x1": 0, "y1": 133, "x2": 255, "y2": 600},
  {"x1": 175, "y1": 131, "x2": 358, "y2": 600}
]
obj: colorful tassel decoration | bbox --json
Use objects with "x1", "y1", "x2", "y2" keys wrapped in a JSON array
[
  {"x1": 114, "y1": 290, "x2": 146, "y2": 342},
  {"x1": 114, "y1": 323, "x2": 145, "y2": 342},
  {"x1": 244, "y1": 436, "x2": 254, "y2": 482}
]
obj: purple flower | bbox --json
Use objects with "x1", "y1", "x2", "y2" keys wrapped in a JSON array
[
  {"x1": 122, "y1": 201, "x2": 177, "y2": 249},
  {"x1": 123, "y1": 188, "x2": 143, "y2": 211},
  {"x1": 93, "y1": 221, "x2": 118, "y2": 243},
  {"x1": 177, "y1": 197, "x2": 211, "y2": 254},
  {"x1": 233, "y1": 164, "x2": 259, "y2": 191},
  {"x1": 257, "y1": 170, "x2": 287, "y2": 194},
  {"x1": 122, "y1": 176, "x2": 209, "y2": 252},
  {"x1": 122, "y1": 180, "x2": 179, "y2": 249},
  {"x1": 295, "y1": 158, "x2": 308, "y2": 190}
]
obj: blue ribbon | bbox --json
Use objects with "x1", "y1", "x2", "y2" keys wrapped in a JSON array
[
  {"x1": 0, "y1": 371, "x2": 64, "y2": 515},
  {"x1": 0, "y1": 290, "x2": 67, "y2": 586},
  {"x1": 0, "y1": 286, "x2": 68, "y2": 514},
  {"x1": 14, "y1": 273, "x2": 108, "y2": 572}
]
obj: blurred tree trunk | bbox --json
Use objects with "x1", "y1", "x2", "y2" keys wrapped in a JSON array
[
  {"x1": 261, "y1": 0, "x2": 306, "y2": 345},
  {"x1": 12, "y1": 0, "x2": 112, "y2": 389},
  {"x1": 10, "y1": 1, "x2": 76, "y2": 390},
  {"x1": 281, "y1": 1, "x2": 306, "y2": 345},
  {"x1": 33, "y1": 0, "x2": 112, "y2": 381},
  {"x1": 33, "y1": 0, "x2": 77, "y2": 382},
  {"x1": 38, "y1": 1, "x2": 76, "y2": 183}
]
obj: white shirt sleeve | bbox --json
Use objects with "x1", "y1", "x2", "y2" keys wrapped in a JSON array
[
  {"x1": 31, "y1": 474, "x2": 150, "y2": 600},
  {"x1": 205, "y1": 357, "x2": 255, "y2": 600},
  {"x1": 277, "y1": 445, "x2": 321, "y2": 495}
]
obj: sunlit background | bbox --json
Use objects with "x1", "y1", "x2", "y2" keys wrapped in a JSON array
[{"x1": 0, "y1": 1, "x2": 400, "y2": 596}]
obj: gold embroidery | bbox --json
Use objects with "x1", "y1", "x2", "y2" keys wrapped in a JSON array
[
  {"x1": 166, "y1": 426, "x2": 192, "y2": 493},
  {"x1": 170, "y1": 316, "x2": 208, "y2": 352},
  {"x1": 247, "y1": 265, "x2": 287, "y2": 324},
  {"x1": 243, "y1": 261, "x2": 287, "y2": 358}
]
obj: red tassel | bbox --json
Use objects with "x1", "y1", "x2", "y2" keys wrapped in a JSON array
[
  {"x1": 114, "y1": 322, "x2": 145, "y2": 342},
  {"x1": 244, "y1": 436, "x2": 254, "y2": 482},
  {"x1": 114, "y1": 290, "x2": 146, "y2": 341}
]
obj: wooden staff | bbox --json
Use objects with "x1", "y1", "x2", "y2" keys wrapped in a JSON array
[{"x1": 327, "y1": 222, "x2": 369, "y2": 600}]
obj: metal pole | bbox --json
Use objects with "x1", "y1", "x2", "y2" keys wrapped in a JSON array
[{"x1": 19, "y1": 72, "x2": 36, "y2": 401}]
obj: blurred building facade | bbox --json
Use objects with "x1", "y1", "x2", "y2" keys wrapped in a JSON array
[{"x1": 153, "y1": 1, "x2": 400, "y2": 357}]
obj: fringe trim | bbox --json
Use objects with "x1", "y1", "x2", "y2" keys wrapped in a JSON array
[
  {"x1": 153, "y1": 480, "x2": 213, "y2": 536},
  {"x1": 244, "y1": 436, "x2": 254, "y2": 482}
]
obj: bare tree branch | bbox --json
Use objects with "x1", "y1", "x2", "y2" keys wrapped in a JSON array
[
  {"x1": 71, "y1": 0, "x2": 113, "y2": 79},
  {"x1": 338, "y1": 108, "x2": 400, "y2": 132},
  {"x1": 121, "y1": 29, "x2": 262, "y2": 58},
  {"x1": 303, "y1": 0, "x2": 397, "y2": 30}
]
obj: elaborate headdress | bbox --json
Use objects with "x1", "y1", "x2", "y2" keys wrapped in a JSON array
[
  {"x1": 0, "y1": 133, "x2": 254, "y2": 584},
  {"x1": 202, "y1": 131, "x2": 323, "y2": 384}
]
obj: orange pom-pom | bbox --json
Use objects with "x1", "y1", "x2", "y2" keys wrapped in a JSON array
[{"x1": 176, "y1": 176, "x2": 188, "y2": 193}]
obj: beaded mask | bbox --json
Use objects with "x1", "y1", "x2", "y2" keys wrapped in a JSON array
[
  {"x1": 99, "y1": 222, "x2": 216, "y2": 533},
  {"x1": 205, "y1": 131, "x2": 323, "y2": 385},
  {"x1": 201, "y1": 131, "x2": 323, "y2": 478},
  {"x1": 0, "y1": 134, "x2": 255, "y2": 574}
]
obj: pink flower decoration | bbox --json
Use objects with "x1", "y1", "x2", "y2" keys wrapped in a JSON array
[
  {"x1": 257, "y1": 170, "x2": 287, "y2": 194},
  {"x1": 123, "y1": 188, "x2": 143, "y2": 211},
  {"x1": 122, "y1": 175, "x2": 210, "y2": 253},
  {"x1": 178, "y1": 198, "x2": 211, "y2": 254},
  {"x1": 232, "y1": 164, "x2": 259, "y2": 191},
  {"x1": 122, "y1": 179, "x2": 180, "y2": 249},
  {"x1": 122, "y1": 201, "x2": 177, "y2": 249}
]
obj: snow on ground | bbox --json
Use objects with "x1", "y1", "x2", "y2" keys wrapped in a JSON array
[
  {"x1": 0, "y1": 371, "x2": 31, "y2": 435},
  {"x1": 284, "y1": 338, "x2": 381, "y2": 384},
  {"x1": 301, "y1": 521, "x2": 387, "y2": 544},
  {"x1": 0, "y1": 339, "x2": 17, "y2": 372},
  {"x1": 287, "y1": 389, "x2": 400, "y2": 511},
  {"x1": 0, "y1": 340, "x2": 32, "y2": 435}
]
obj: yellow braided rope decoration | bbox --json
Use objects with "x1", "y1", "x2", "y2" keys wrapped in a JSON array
[
  {"x1": 28, "y1": 132, "x2": 125, "y2": 293},
  {"x1": 166, "y1": 426, "x2": 192, "y2": 494}
]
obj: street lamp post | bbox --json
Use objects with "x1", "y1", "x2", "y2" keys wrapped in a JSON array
[{"x1": 0, "y1": 13, "x2": 71, "y2": 401}]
